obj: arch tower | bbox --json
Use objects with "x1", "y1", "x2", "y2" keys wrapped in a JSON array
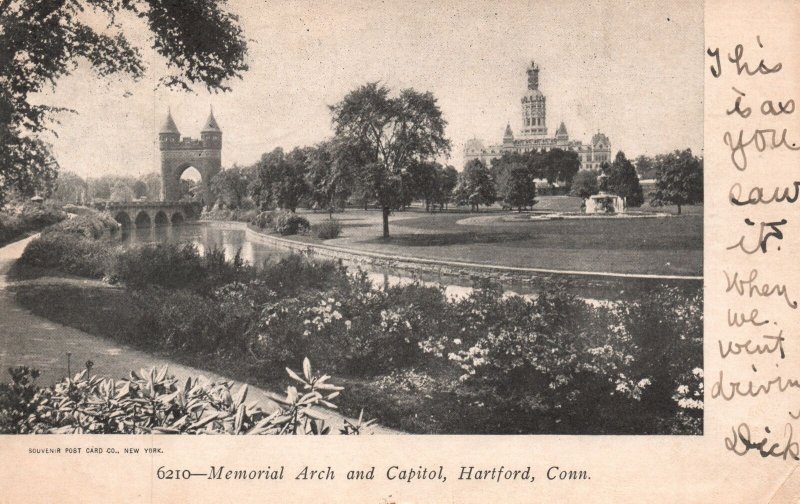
[{"x1": 159, "y1": 108, "x2": 222, "y2": 205}]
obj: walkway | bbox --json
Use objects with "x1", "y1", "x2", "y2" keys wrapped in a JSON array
[{"x1": 0, "y1": 236, "x2": 394, "y2": 434}]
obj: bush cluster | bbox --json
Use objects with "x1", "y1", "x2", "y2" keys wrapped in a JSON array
[
  {"x1": 250, "y1": 210, "x2": 310, "y2": 236},
  {"x1": 43, "y1": 210, "x2": 119, "y2": 239},
  {"x1": 0, "y1": 203, "x2": 67, "y2": 246},
  {"x1": 20, "y1": 232, "x2": 113, "y2": 278},
  {"x1": 313, "y1": 219, "x2": 342, "y2": 239}
]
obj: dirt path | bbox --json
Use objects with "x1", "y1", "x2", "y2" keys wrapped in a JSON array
[{"x1": 0, "y1": 235, "x2": 395, "y2": 434}]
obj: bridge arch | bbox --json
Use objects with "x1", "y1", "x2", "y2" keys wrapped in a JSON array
[
  {"x1": 114, "y1": 211, "x2": 132, "y2": 229},
  {"x1": 134, "y1": 211, "x2": 151, "y2": 228},
  {"x1": 170, "y1": 212, "x2": 185, "y2": 225},
  {"x1": 154, "y1": 211, "x2": 169, "y2": 226}
]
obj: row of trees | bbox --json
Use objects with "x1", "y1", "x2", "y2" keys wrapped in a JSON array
[
  {"x1": 570, "y1": 149, "x2": 703, "y2": 214},
  {"x1": 49, "y1": 172, "x2": 192, "y2": 204}
]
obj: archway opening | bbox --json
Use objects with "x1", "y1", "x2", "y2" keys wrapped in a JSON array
[
  {"x1": 178, "y1": 166, "x2": 203, "y2": 204},
  {"x1": 134, "y1": 211, "x2": 151, "y2": 228},
  {"x1": 154, "y1": 211, "x2": 169, "y2": 227},
  {"x1": 171, "y1": 212, "x2": 185, "y2": 225},
  {"x1": 115, "y1": 211, "x2": 131, "y2": 229}
]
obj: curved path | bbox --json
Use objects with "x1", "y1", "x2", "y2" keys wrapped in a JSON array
[{"x1": 0, "y1": 236, "x2": 394, "y2": 434}]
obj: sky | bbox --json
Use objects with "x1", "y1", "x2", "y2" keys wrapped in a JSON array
[{"x1": 33, "y1": 0, "x2": 704, "y2": 179}]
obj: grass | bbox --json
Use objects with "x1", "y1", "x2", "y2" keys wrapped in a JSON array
[{"x1": 289, "y1": 199, "x2": 703, "y2": 276}]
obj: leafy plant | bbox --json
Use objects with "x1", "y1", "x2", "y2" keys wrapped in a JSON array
[
  {"x1": 0, "y1": 359, "x2": 372, "y2": 435},
  {"x1": 313, "y1": 219, "x2": 342, "y2": 239}
]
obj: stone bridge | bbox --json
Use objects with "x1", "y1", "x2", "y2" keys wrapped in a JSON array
[{"x1": 94, "y1": 201, "x2": 203, "y2": 228}]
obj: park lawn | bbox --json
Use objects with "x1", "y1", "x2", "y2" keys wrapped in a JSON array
[{"x1": 297, "y1": 203, "x2": 703, "y2": 276}]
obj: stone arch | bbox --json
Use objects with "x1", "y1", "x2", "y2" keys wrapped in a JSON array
[
  {"x1": 134, "y1": 211, "x2": 151, "y2": 228},
  {"x1": 114, "y1": 211, "x2": 132, "y2": 229},
  {"x1": 161, "y1": 153, "x2": 220, "y2": 206},
  {"x1": 170, "y1": 212, "x2": 185, "y2": 225},
  {"x1": 154, "y1": 211, "x2": 169, "y2": 226}
]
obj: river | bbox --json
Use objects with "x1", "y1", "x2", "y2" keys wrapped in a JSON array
[
  {"x1": 117, "y1": 222, "x2": 490, "y2": 299},
  {"x1": 116, "y1": 222, "x2": 664, "y2": 303}
]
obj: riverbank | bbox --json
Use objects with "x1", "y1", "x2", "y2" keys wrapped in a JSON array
[
  {"x1": 236, "y1": 203, "x2": 702, "y2": 276},
  {"x1": 202, "y1": 218, "x2": 702, "y2": 302}
]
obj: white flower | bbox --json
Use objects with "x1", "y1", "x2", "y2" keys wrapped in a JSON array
[
  {"x1": 453, "y1": 338, "x2": 462, "y2": 345},
  {"x1": 677, "y1": 385, "x2": 689, "y2": 395},
  {"x1": 692, "y1": 367, "x2": 704, "y2": 378}
]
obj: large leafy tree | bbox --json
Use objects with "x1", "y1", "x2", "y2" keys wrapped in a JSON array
[
  {"x1": 538, "y1": 148, "x2": 580, "y2": 186},
  {"x1": 650, "y1": 149, "x2": 703, "y2": 215},
  {"x1": 603, "y1": 151, "x2": 644, "y2": 207},
  {"x1": 454, "y1": 159, "x2": 496, "y2": 212},
  {"x1": 138, "y1": 172, "x2": 162, "y2": 201},
  {"x1": 51, "y1": 171, "x2": 88, "y2": 204},
  {"x1": 304, "y1": 139, "x2": 354, "y2": 215},
  {"x1": 436, "y1": 164, "x2": 458, "y2": 210},
  {"x1": 250, "y1": 147, "x2": 310, "y2": 212},
  {"x1": 210, "y1": 164, "x2": 251, "y2": 209},
  {"x1": 503, "y1": 162, "x2": 536, "y2": 212},
  {"x1": 1, "y1": 0, "x2": 249, "y2": 205},
  {"x1": 330, "y1": 82, "x2": 450, "y2": 238}
]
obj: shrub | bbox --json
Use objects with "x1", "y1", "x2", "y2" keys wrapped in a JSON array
[
  {"x1": 274, "y1": 211, "x2": 310, "y2": 236},
  {"x1": 0, "y1": 359, "x2": 371, "y2": 435},
  {"x1": 313, "y1": 219, "x2": 342, "y2": 239},
  {"x1": 20, "y1": 232, "x2": 112, "y2": 278},
  {"x1": 250, "y1": 210, "x2": 275, "y2": 229},
  {"x1": 43, "y1": 211, "x2": 119, "y2": 239},
  {"x1": 0, "y1": 203, "x2": 67, "y2": 245}
]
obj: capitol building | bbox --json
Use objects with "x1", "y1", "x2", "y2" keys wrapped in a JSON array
[{"x1": 464, "y1": 61, "x2": 612, "y2": 171}]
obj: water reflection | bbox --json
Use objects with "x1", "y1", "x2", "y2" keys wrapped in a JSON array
[{"x1": 114, "y1": 223, "x2": 613, "y2": 302}]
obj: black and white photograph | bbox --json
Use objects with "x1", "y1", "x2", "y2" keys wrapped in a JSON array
[{"x1": 0, "y1": 0, "x2": 703, "y2": 436}]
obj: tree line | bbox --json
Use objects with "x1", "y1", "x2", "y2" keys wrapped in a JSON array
[{"x1": 570, "y1": 149, "x2": 704, "y2": 214}]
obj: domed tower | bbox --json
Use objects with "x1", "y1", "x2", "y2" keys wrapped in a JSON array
[
  {"x1": 201, "y1": 108, "x2": 222, "y2": 149},
  {"x1": 520, "y1": 60, "x2": 547, "y2": 139}
]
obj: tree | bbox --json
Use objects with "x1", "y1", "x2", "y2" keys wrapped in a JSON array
[
  {"x1": 436, "y1": 165, "x2": 458, "y2": 210},
  {"x1": 109, "y1": 182, "x2": 135, "y2": 202},
  {"x1": 51, "y1": 171, "x2": 88, "y2": 204},
  {"x1": 210, "y1": 165, "x2": 250, "y2": 209},
  {"x1": 132, "y1": 179, "x2": 148, "y2": 199},
  {"x1": 139, "y1": 172, "x2": 162, "y2": 201},
  {"x1": 650, "y1": 149, "x2": 703, "y2": 215},
  {"x1": 1, "y1": 0, "x2": 248, "y2": 205},
  {"x1": 539, "y1": 148, "x2": 580, "y2": 186},
  {"x1": 604, "y1": 152, "x2": 644, "y2": 207},
  {"x1": 330, "y1": 82, "x2": 450, "y2": 238},
  {"x1": 304, "y1": 140, "x2": 354, "y2": 215},
  {"x1": 570, "y1": 170, "x2": 600, "y2": 199},
  {"x1": 250, "y1": 147, "x2": 309, "y2": 212},
  {"x1": 454, "y1": 159, "x2": 496, "y2": 212},
  {"x1": 634, "y1": 155, "x2": 657, "y2": 180},
  {"x1": 407, "y1": 161, "x2": 442, "y2": 212},
  {"x1": 503, "y1": 162, "x2": 536, "y2": 211}
]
